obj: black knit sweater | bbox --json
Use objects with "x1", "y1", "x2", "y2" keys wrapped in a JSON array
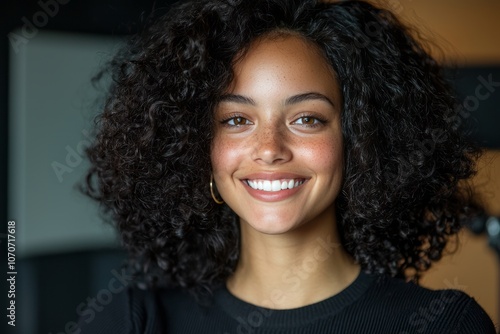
[{"x1": 77, "y1": 271, "x2": 496, "y2": 333}]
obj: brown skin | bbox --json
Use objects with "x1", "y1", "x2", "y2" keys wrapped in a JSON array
[{"x1": 211, "y1": 35, "x2": 360, "y2": 309}]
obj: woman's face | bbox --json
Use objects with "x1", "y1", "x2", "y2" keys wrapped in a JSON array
[{"x1": 211, "y1": 35, "x2": 344, "y2": 235}]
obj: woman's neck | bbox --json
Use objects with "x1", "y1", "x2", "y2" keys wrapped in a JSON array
[{"x1": 226, "y1": 214, "x2": 360, "y2": 310}]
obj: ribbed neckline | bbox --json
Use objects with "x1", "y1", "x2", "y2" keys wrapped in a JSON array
[{"x1": 214, "y1": 271, "x2": 376, "y2": 328}]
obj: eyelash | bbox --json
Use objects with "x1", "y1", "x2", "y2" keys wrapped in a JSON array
[
  {"x1": 292, "y1": 115, "x2": 328, "y2": 127},
  {"x1": 220, "y1": 114, "x2": 252, "y2": 127}
]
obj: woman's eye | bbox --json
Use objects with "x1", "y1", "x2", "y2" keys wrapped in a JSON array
[
  {"x1": 293, "y1": 116, "x2": 324, "y2": 126},
  {"x1": 223, "y1": 116, "x2": 252, "y2": 126}
]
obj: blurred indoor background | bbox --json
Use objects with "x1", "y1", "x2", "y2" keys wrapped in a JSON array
[{"x1": 0, "y1": 0, "x2": 499, "y2": 333}]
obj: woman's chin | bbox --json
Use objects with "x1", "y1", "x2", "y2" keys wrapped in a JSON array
[{"x1": 240, "y1": 215, "x2": 321, "y2": 236}]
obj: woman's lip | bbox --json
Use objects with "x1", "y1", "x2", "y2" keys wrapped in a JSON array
[{"x1": 242, "y1": 172, "x2": 309, "y2": 180}]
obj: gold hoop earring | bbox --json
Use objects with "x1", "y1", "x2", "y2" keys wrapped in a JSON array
[{"x1": 210, "y1": 175, "x2": 224, "y2": 204}]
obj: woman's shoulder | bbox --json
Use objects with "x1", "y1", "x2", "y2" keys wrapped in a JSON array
[{"x1": 360, "y1": 273, "x2": 496, "y2": 333}]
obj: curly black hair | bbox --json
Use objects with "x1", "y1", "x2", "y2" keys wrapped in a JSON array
[{"x1": 83, "y1": 0, "x2": 480, "y2": 296}]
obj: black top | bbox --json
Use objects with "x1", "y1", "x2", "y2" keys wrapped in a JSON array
[{"x1": 77, "y1": 271, "x2": 496, "y2": 333}]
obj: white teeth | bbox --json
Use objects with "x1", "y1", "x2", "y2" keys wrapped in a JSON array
[{"x1": 246, "y1": 179, "x2": 305, "y2": 192}]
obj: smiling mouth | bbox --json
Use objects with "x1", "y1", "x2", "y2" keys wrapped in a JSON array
[{"x1": 244, "y1": 179, "x2": 306, "y2": 192}]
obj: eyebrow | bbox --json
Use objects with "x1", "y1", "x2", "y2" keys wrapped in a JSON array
[
  {"x1": 218, "y1": 94, "x2": 256, "y2": 105},
  {"x1": 286, "y1": 92, "x2": 335, "y2": 108},
  {"x1": 218, "y1": 92, "x2": 336, "y2": 108}
]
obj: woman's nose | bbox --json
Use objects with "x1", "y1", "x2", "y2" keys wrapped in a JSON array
[{"x1": 251, "y1": 124, "x2": 292, "y2": 165}]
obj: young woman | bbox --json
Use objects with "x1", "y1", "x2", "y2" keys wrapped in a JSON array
[{"x1": 79, "y1": 0, "x2": 496, "y2": 332}]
